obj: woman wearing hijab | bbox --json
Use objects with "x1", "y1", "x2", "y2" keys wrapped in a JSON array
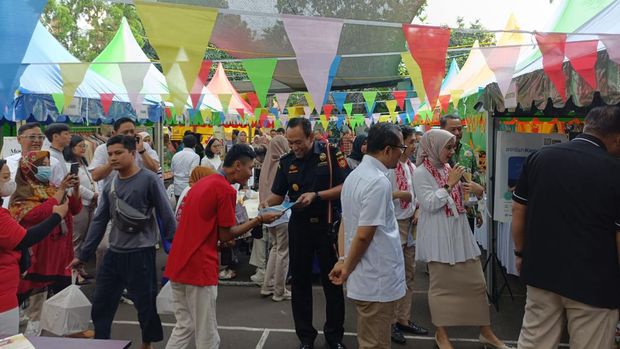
[
  {"x1": 346, "y1": 134, "x2": 367, "y2": 170},
  {"x1": 174, "y1": 166, "x2": 217, "y2": 219},
  {"x1": 201, "y1": 137, "x2": 223, "y2": 170},
  {"x1": 9, "y1": 151, "x2": 82, "y2": 336},
  {"x1": 0, "y1": 159, "x2": 69, "y2": 336},
  {"x1": 413, "y1": 130, "x2": 511, "y2": 349},
  {"x1": 258, "y1": 135, "x2": 292, "y2": 301},
  {"x1": 138, "y1": 131, "x2": 153, "y2": 149}
]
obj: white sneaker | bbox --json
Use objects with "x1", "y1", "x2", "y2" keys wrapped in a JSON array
[
  {"x1": 24, "y1": 320, "x2": 42, "y2": 336},
  {"x1": 250, "y1": 270, "x2": 265, "y2": 284},
  {"x1": 272, "y1": 290, "x2": 292, "y2": 302},
  {"x1": 260, "y1": 288, "x2": 274, "y2": 297}
]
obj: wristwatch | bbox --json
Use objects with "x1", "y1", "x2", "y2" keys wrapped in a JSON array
[
  {"x1": 514, "y1": 249, "x2": 523, "y2": 257},
  {"x1": 138, "y1": 149, "x2": 146, "y2": 155},
  {"x1": 315, "y1": 191, "x2": 322, "y2": 201},
  {"x1": 443, "y1": 184, "x2": 452, "y2": 193}
]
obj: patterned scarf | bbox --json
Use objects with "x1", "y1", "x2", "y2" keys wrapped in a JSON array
[
  {"x1": 422, "y1": 158, "x2": 466, "y2": 217},
  {"x1": 395, "y1": 160, "x2": 415, "y2": 209}
]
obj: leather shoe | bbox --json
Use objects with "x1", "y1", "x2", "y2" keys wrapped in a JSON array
[
  {"x1": 298, "y1": 344, "x2": 313, "y2": 349},
  {"x1": 391, "y1": 324, "x2": 406, "y2": 344},
  {"x1": 327, "y1": 342, "x2": 347, "y2": 349},
  {"x1": 396, "y1": 321, "x2": 429, "y2": 335}
]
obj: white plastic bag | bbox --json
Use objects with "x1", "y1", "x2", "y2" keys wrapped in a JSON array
[
  {"x1": 40, "y1": 274, "x2": 91, "y2": 336},
  {"x1": 156, "y1": 282, "x2": 174, "y2": 315}
]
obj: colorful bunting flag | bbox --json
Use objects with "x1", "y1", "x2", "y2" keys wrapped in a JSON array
[
  {"x1": 362, "y1": 91, "x2": 377, "y2": 115},
  {"x1": 343, "y1": 103, "x2": 353, "y2": 117},
  {"x1": 409, "y1": 98, "x2": 421, "y2": 114},
  {"x1": 247, "y1": 92, "x2": 260, "y2": 110},
  {"x1": 323, "y1": 56, "x2": 342, "y2": 104},
  {"x1": 323, "y1": 105, "x2": 334, "y2": 119},
  {"x1": 303, "y1": 92, "x2": 315, "y2": 114},
  {"x1": 119, "y1": 62, "x2": 150, "y2": 113},
  {"x1": 275, "y1": 93, "x2": 290, "y2": 110},
  {"x1": 218, "y1": 94, "x2": 232, "y2": 114},
  {"x1": 438, "y1": 95, "x2": 451, "y2": 113},
  {"x1": 303, "y1": 106, "x2": 312, "y2": 118},
  {"x1": 535, "y1": 32, "x2": 567, "y2": 100},
  {"x1": 386, "y1": 100, "x2": 398, "y2": 115},
  {"x1": 190, "y1": 60, "x2": 212, "y2": 109},
  {"x1": 450, "y1": 90, "x2": 463, "y2": 109},
  {"x1": 51, "y1": 93, "x2": 65, "y2": 114},
  {"x1": 599, "y1": 35, "x2": 620, "y2": 65},
  {"x1": 331, "y1": 92, "x2": 347, "y2": 112},
  {"x1": 364, "y1": 117, "x2": 372, "y2": 128},
  {"x1": 402, "y1": 24, "x2": 451, "y2": 110},
  {"x1": 481, "y1": 45, "x2": 521, "y2": 99},
  {"x1": 134, "y1": 1, "x2": 218, "y2": 113},
  {"x1": 565, "y1": 40, "x2": 598, "y2": 89},
  {"x1": 242, "y1": 58, "x2": 277, "y2": 107},
  {"x1": 319, "y1": 114, "x2": 329, "y2": 130},
  {"x1": 100, "y1": 93, "x2": 114, "y2": 115},
  {"x1": 59, "y1": 63, "x2": 90, "y2": 112},
  {"x1": 401, "y1": 52, "x2": 426, "y2": 104},
  {"x1": 282, "y1": 14, "x2": 343, "y2": 115},
  {"x1": 392, "y1": 91, "x2": 407, "y2": 111}
]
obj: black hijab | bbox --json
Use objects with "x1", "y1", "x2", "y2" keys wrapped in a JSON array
[{"x1": 348, "y1": 134, "x2": 367, "y2": 162}]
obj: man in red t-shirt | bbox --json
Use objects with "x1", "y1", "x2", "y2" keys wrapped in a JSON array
[{"x1": 164, "y1": 144, "x2": 281, "y2": 349}]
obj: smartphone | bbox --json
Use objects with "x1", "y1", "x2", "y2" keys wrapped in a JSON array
[
  {"x1": 135, "y1": 135, "x2": 141, "y2": 143},
  {"x1": 70, "y1": 162, "x2": 79, "y2": 176}
]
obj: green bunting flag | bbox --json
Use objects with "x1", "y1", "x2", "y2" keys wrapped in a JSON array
[
  {"x1": 343, "y1": 103, "x2": 353, "y2": 117},
  {"x1": 362, "y1": 91, "x2": 377, "y2": 114},
  {"x1": 51, "y1": 93, "x2": 65, "y2": 114},
  {"x1": 218, "y1": 94, "x2": 232, "y2": 114},
  {"x1": 241, "y1": 58, "x2": 277, "y2": 107}
]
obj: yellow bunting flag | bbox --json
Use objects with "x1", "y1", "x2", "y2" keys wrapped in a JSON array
[
  {"x1": 319, "y1": 114, "x2": 328, "y2": 130},
  {"x1": 303, "y1": 92, "x2": 315, "y2": 114},
  {"x1": 451, "y1": 90, "x2": 463, "y2": 109},
  {"x1": 58, "y1": 63, "x2": 90, "y2": 112},
  {"x1": 385, "y1": 100, "x2": 398, "y2": 115},
  {"x1": 135, "y1": 1, "x2": 218, "y2": 114},
  {"x1": 400, "y1": 52, "x2": 426, "y2": 104}
]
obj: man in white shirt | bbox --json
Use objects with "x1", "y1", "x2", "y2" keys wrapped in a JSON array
[
  {"x1": 330, "y1": 123, "x2": 406, "y2": 349},
  {"x1": 3, "y1": 123, "x2": 65, "y2": 207},
  {"x1": 44, "y1": 123, "x2": 72, "y2": 178},
  {"x1": 387, "y1": 125, "x2": 428, "y2": 343},
  {"x1": 171, "y1": 134, "x2": 200, "y2": 200}
]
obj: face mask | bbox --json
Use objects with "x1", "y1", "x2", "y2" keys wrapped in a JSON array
[
  {"x1": 34, "y1": 166, "x2": 52, "y2": 182},
  {"x1": 0, "y1": 180, "x2": 16, "y2": 197}
]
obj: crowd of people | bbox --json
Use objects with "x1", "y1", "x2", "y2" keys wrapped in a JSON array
[{"x1": 0, "y1": 106, "x2": 618, "y2": 349}]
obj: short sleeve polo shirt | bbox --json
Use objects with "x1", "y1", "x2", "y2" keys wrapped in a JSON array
[{"x1": 513, "y1": 134, "x2": 620, "y2": 309}]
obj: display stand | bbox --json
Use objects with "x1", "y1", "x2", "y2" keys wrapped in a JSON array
[{"x1": 484, "y1": 113, "x2": 514, "y2": 311}]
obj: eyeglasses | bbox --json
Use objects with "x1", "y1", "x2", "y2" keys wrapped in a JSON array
[
  {"x1": 20, "y1": 135, "x2": 46, "y2": 141},
  {"x1": 390, "y1": 144, "x2": 408, "y2": 152}
]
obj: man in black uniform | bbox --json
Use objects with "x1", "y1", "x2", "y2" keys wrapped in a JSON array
[{"x1": 261, "y1": 117, "x2": 348, "y2": 349}]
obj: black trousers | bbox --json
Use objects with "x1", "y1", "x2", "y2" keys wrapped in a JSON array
[
  {"x1": 91, "y1": 247, "x2": 163, "y2": 343},
  {"x1": 288, "y1": 216, "x2": 345, "y2": 345}
]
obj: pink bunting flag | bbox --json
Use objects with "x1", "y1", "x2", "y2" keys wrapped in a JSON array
[
  {"x1": 190, "y1": 60, "x2": 212, "y2": 109},
  {"x1": 402, "y1": 24, "x2": 451, "y2": 111},
  {"x1": 127, "y1": 92, "x2": 144, "y2": 115},
  {"x1": 275, "y1": 93, "x2": 290, "y2": 111},
  {"x1": 481, "y1": 45, "x2": 521, "y2": 98},
  {"x1": 119, "y1": 63, "x2": 150, "y2": 105},
  {"x1": 599, "y1": 34, "x2": 620, "y2": 65},
  {"x1": 535, "y1": 33, "x2": 567, "y2": 100},
  {"x1": 282, "y1": 15, "x2": 343, "y2": 115},
  {"x1": 100, "y1": 93, "x2": 114, "y2": 115},
  {"x1": 409, "y1": 98, "x2": 421, "y2": 113},
  {"x1": 303, "y1": 106, "x2": 312, "y2": 118},
  {"x1": 372, "y1": 113, "x2": 381, "y2": 123},
  {"x1": 565, "y1": 40, "x2": 598, "y2": 89},
  {"x1": 392, "y1": 91, "x2": 407, "y2": 110},
  {"x1": 364, "y1": 118, "x2": 372, "y2": 128}
]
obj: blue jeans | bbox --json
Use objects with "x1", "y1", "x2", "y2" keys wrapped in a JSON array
[{"x1": 92, "y1": 247, "x2": 163, "y2": 343}]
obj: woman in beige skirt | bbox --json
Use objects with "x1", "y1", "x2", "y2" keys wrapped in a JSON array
[{"x1": 413, "y1": 129, "x2": 512, "y2": 349}]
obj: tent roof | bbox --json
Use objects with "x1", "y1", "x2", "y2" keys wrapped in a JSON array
[
  {"x1": 205, "y1": 0, "x2": 424, "y2": 91},
  {"x1": 206, "y1": 63, "x2": 252, "y2": 114},
  {"x1": 19, "y1": 22, "x2": 130, "y2": 101}
]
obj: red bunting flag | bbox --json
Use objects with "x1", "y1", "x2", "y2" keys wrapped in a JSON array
[
  {"x1": 323, "y1": 104, "x2": 334, "y2": 119},
  {"x1": 190, "y1": 60, "x2": 212, "y2": 109},
  {"x1": 236, "y1": 108, "x2": 245, "y2": 120},
  {"x1": 565, "y1": 40, "x2": 598, "y2": 89},
  {"x1": 438, "y1": 95, "x2": 451, "y2": 113},
  {"x1": 535, "y1": 33, "x2": 567, "y2": 100},
  {"x1": 402, "y1": 24, "x2": 451, "y2": 110},
  {"x1": 392, "y1": 91, "x2": 407, "y2": 111},
  {"x1": 247, "y1": 92, "x2": 261, "y2": 109},
  {"x1": 100, "y1": 93, "x2": 114, "y2": 115}
]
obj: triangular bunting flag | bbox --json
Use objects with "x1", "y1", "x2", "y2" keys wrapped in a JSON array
[
  {"x1": 535, "y1": 32, "x2": 567, "y2": 100},
  {"x1": 275, "y1": 93, "x2": 290, "y2": 111},
  {"x1": 323, "y1": 56, "x2": 342, "y2": 104},
  {"x1": 343, "y1": 103, "x2": 353, "y2": 117},
  {"x1": 319, "y1": 114, "x2": 329, "y2": 130},
  {"x1": 310, "y1": 120, "x2": 317, "y2": 130},
  {"x1": 135, "y1": 1, "x2": 218, "y2": 113},
  {"x1": 190, "y1": 60, "x2": 212, "y2": 109},
  {"x1": 323, "y1": 105, "x2": 334, "y2": 119},
  {"x1": 247, "y1": 92, "x2": 260, "y2": 110},
  {"x1": 236, "y1": 108, "x2": 245, "y2": 120},
  {"x1": 303, "y1": 106, "x2": 312, "y2": 118},
  {"x1": 242, "y1": 58, "x2": 277, "y2": 107},
  {"x1": 450, "y1": 90, "x2": 463, "y2": 109},
  {"x1": 100, "y1": 93, "x2": 114, "y2": 115},
  {"x1": 402, "y1": 24, "x2": 451, "y2": 110},
  {"x1": 119, "y1": 62, "x2": 151, "y2": 109},
  {"x1": 51, "y1": 93, "x2": 65, "y2": 114},
  {"x1": 282, "y1": 14, "x2": 343, "y2": 115},
  {"x1": 409, "y1": 98, "x2": 421, "y2": 114},
  {"x1": 386, "y1": 100, "x2": 398, "y2": 115},
  {"x1": 362, "y1": 91, "x2": 377, "y2": 115},
  {"x1": 565, "y1": 40, "x2": 598, "y2": 89},
  {"x1": 59, "y1": 63, "x2": 90, "y2": 111},
  {"x1": 481, "y1": 45, "x2": 521, "y2": 99},
  {"x1": 127, "y1": 92, "x2": 144, "y2": 115},
  {"x1": 392, "y1": 91, "x2": 407, "y2": 111},
  {"x1": 372, "y1": 113, "x2": 381, "y2": 123},
  {"x1": 303, "y1": 92, "x2": 315, "y2": 114},
  {"x1": 438, "y1": 95, "x2": 451, "y2": 113},
  {"x1": 218, "y1": 94, "x2": 232, "y2": 114},
  {"x1": 401, "y1": 53, "x2": 426, "y2": 104},
  {"x1": 331, "y1": 92, "x2": 347, "y2": 112},
  {"x1": 364, "y1": 118, "x2": 372, "y2": 128},
  {"x1": 599, "y1": 34, "x2": 620, "y2": 65}
]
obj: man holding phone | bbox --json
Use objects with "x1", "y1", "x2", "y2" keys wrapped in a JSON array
[{"x1": 45, "y1": 123, "x2": 72, "y2": 178}]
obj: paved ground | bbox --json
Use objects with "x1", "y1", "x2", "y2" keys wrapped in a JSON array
[{"x1": 41, "y1": 248, "x2": 569, "y2": 349}]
